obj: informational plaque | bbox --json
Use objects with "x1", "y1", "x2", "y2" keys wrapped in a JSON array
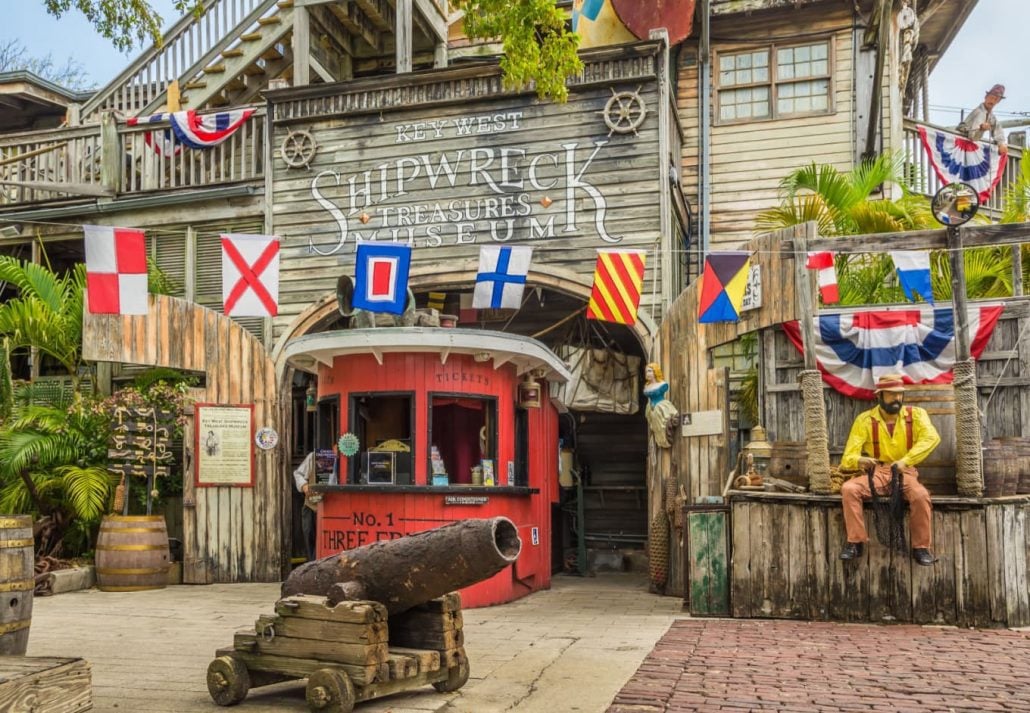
[{"x1": 195, "y1": 404, "x2": 254, "y2": 487}]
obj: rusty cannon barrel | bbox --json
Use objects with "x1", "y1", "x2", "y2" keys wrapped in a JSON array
[{"x1": 281, "y1": 517, "x2": 521, "y2": 614}]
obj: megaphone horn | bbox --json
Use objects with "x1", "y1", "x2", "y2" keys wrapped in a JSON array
[{"x1": 336, "y1": 275, "x2": 356, "y2": 317}]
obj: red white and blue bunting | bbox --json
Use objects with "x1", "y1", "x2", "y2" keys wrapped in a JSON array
[
  {"x1": 126, "y1": 108, "x2": 255, "y2": 155},
  {"x1": 916, "y1": 126, "x2": 1007, "y2": 202},
  {"x1": 783, "y1": 305, "x2": 1004, "y2": 400}
]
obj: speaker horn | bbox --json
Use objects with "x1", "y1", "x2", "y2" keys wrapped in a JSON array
[{"x1": 336, "y1": 274, "x2": 355, "y2": 317}]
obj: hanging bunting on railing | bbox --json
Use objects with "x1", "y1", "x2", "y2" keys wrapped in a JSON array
[
  {"x1": 125, "y1": 113, "x2": 181, "y2": 157},
  {"x1": 916, "y1": 126, "x2": 1007, "y2": 202},
  {"x1": 782, "y1": 305, "x2": 1004, "y2": 399},
  {"x1": 170, "y1": 108, "x2": 256, "y2": 149}
]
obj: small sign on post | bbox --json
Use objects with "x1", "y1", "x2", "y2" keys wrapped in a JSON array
[
  {"x1": 741, "y1": 263, "x2": 761, "y2": 311},
  {"x1": 680, "y1": 410, "x2": 725, "y2": 437}
]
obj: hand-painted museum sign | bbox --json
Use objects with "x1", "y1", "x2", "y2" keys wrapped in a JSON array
[{"x1": 309, "y1": 109, "x2": 623, "y2": 255}]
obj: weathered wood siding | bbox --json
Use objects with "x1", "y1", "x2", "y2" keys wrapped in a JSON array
[
  {"x1": 267, "y1": 42, "x2": 675, "y2": 343},
  {"x1": 730, "y1": 493, "x2": 1030, "y2": 628},
  {"x1": 676, "y1": 4, "x2": 898, "y2": 246},
  {"x1": 82, "y1": 295, "x2": 282, "y2": 583},
  {"x1": 763, "y1": 298, "x2": 1030, "y2": 494}
]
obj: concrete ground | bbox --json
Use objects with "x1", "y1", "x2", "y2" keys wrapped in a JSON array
[{"x1": 27, "y1": 573, "x2": 684, "y2": 713}]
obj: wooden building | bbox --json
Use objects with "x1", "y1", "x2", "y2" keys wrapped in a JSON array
[{"x1": 0, "y1": 0, "x2": 1005, "y2": 603}]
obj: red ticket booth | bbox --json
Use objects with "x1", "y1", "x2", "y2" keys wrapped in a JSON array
[{"x1": 284, "y1": 328, "x2": 572, "y2": 607}]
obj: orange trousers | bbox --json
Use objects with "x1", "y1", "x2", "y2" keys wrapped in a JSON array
[{"x1": 840, "y1": 464, "x2": 932, "y2": 549}]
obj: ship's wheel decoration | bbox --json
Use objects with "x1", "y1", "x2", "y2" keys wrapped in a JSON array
[
  {"x1": 280, "y1": 129, "x2": 317, "y2": 168},
  {"x1": 602, "y1": 87, "x2": 647, "y2": 136}
]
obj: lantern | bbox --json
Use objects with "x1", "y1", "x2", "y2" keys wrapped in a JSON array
[
  {"x1": 743, "y1": 424, "x2": 773, "y2": 475},
  {"x1": 305, "y1": 381, "x2": 317, "y2": 413},
  {"x1": 517, "y1": 373, "x2": 541, "y2": 409}
]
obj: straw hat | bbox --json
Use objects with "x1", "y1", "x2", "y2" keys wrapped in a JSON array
[
  {"x1": 986, "y1": 84, "x2": 1006, "y2": 99},
  {"x1": 874, "y1": 374, "x2": 906, "y2": 393}
]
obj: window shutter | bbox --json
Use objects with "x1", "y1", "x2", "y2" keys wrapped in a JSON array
[{"x1": 148, "y1": 229, "x2": 187, "y2": 297}]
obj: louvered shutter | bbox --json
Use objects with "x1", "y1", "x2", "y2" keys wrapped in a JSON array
[{"x1": 148, "y1": 229, "x2": 187, "y2": 297}]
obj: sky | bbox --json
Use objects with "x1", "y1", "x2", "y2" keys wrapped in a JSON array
[{"x1": 5, "y1": 0, "x2": 1029, "y2": 130}]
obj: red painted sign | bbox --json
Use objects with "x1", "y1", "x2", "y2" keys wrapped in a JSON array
[{"x1": 612, "y1": 0, "x2": 696, "y2": 44}]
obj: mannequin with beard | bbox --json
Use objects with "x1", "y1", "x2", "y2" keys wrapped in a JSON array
[{"x1": 837, "y1": 374, "x2": 941, "y2": 566}]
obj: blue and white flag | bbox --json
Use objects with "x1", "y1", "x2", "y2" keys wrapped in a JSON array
[
  {"x1": 783, "y1": 305, "x2": 1005, "y2": 400},
  {"x1": 891, "y1": 251, "x2": 934, "y2": 305},
  {"x1": 473, "y1": 245, "x2": 532, "y2": 310},
  {"x1": 353, "y1": 242, "x2": 411, "y2": 315}
]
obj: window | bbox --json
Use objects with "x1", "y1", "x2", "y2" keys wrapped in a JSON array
[
  {"x1": 716, "y1": 39, "x2": 832, "y2": 124},
  {"x1": 348, "y1": 393, "x2": 414, "y2": 485},
  {"x1": 428, "y1": 394, "x2": 498, "y2": 487}
]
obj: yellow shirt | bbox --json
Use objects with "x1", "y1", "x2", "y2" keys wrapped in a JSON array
[{"x1": 840, "y1": 405, "x2": 940, "y2": 471}]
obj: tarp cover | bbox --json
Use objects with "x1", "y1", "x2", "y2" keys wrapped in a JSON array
[{"x1": 551, "y1": 347, "x2": 640, "y2": 415}]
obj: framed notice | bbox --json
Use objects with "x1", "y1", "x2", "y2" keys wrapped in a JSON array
[{"x1": 195, "y1": 404, "x2": 255, "y2": 487}]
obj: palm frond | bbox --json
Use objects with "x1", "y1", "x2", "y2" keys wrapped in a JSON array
[
  {"x1": 57, "y1": 465, "x2": 114, "y2": 522},
  {"x1": 847, "y1": 152, "x2": 904, "y2": 201},
  {"x1": 0, "y1": 476, "x2": 35, "y2": 515},
  {"x1": 755, "y1": 194, "x2": 838, "y2": 236}
]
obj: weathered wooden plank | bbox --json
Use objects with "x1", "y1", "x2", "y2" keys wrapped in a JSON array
[
  {"x1": 235, "y1": 630, "x2": 388, "y2": 666},
  {"x1": 784, "y1": 502, "x2": 808, "y2": 618},
  {"x1": 215, "y1": 647, "x2": 380, "y2": 687},
  {"x1": 0, "y1": 657, "x2": 92, "y2": 713},
  {"x1": 730, "y1": 501, "x2": 751, "y2": 618},
  {"x1": 931, "y1": 509, "x2": 958, "y2": 625},
  {"x1": 958, "y1": 509, "x2": 991, "y2": 628},
  {"x1": 388, "y1": 647, "x2": 440, "y2": 673}
]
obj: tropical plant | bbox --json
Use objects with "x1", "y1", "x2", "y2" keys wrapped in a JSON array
[
  {"x1": 453, "y1": 0, "x2": 582, "y2": 102},
  {"x1": 0, "y1": 389, "x2": 113, "y2": 557}
]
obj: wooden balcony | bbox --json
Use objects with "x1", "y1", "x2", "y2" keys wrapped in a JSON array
[
  {"x1": 0, "y1": 107, "x2": 265, "y2": 209},
  {"x1": 903, "y1": 118, "x2": 1023, "y2": 219}
]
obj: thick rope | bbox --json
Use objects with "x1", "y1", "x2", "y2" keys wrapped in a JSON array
[
  {"x1": 953, "y1": 358, "x2": 983, "y2": 496},
  {"x1": 800, "y1": 369, "x2": 832, "y2": 494}
]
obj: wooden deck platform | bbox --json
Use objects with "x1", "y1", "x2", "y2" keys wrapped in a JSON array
[
  {"x1": 0, "y1": 656, "x2": 92, "y2": 712},
  {"x1": 729, "y1": 491, "x2": 1030, "y2": 628}
]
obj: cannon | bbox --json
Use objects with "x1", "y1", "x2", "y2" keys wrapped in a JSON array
[
  {"x1": 281, "y1": 516, "x2": 522, "y2": 614},
  {"x1": 209, "y1": 518, "x2": 520, "y2": 711}
]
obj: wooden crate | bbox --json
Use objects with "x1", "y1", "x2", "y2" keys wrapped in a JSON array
[
  {"x1": 0, "y1": 656, "x2": 92, "y2": 712},
  {"x1": 684, "y1": 505, "x2": 731, "y2": 617}
]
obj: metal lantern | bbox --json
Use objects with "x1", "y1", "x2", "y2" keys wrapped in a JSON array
[
  {"x1": 517, "y1": 373, "x2": 541, "y2": 409},
  {"x1": 305, "y1": 382, "x2": 317, "y2": 413},
  {"x1": 743, "y1": 425, "x2": 773, "y2": 475}
]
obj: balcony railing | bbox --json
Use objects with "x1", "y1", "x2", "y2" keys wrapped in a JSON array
[
  {"x1": 903, "y1": 118, "x2": 1023, "y2": 218},
  {"x1": 0, "y1": 107, "x2": 264, "y2": 208}
]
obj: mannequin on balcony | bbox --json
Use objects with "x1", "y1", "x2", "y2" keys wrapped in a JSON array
[{"x1": 957, "y1": 84, "x2": 1008, "y2": 155}]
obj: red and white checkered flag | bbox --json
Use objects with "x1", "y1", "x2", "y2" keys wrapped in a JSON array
[
  {"x1": 806, "y1": 251, "x2": 840, "y2": 305},
  {"x1": 83, "y1": 225, "x2": 149, "y2": 315}
]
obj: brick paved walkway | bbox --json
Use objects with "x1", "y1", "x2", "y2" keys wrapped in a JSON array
[{"x1": 609, "y1": 620, "x2": 1030, "y2": 712}]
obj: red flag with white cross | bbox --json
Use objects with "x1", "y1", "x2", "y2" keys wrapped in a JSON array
[
  {"x1": 83, "y1": 225, "x2": 149, "y2": 315},
  {"x1": 221, "y1": 233, "x2": 280, "y2": 317}
]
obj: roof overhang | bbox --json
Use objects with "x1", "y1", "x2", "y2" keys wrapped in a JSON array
[{"x1": 284, "y1": 327, "x2": 574, "y2": 383}]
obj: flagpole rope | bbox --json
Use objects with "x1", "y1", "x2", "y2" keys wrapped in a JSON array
[{"x1": 1, "y1": 216, "x2": 1023, "y2": 259}]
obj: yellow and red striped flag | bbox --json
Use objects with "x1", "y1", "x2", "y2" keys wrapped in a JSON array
[{"x1": 586, "y1": 250, "x2": 646, "y2": 325}]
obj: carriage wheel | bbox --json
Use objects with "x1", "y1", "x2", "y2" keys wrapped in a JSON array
[
  {"x1": 207, "y1": 655, "x2": 251, "y2": 706},
  {"x1": 306, "y1": 667, "x2": 356, "y2": 713},
  {"x1": 432, "y1": 658, "x2": 470, "y2": 693}
]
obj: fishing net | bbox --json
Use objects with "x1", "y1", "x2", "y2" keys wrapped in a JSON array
[{"x1": 867, "y1": 464, "x2": 907, "y2": 553}]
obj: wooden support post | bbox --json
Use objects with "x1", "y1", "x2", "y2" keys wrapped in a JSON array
[
  {"x1": 294, "y1": 6, "x2": 311, "y2": 86},
  {"x1": 99, "y1": 111, "x2": 121, "y2": 196},
  {"x1": 863, "y1": 0, "x2": 891, "y2": 160},
  {"x1": 1013, "y1": 243, "x2": 1024, "y2": 297},
  {"x1": 792, "y1": 225, "x2": 819, "y2": 371},
  {"x1": 396, "y1": 0, "x2": 413, "y2": 73},
  {"x1": 948, "y1": 227, "x2": 971, "y2": 361}
]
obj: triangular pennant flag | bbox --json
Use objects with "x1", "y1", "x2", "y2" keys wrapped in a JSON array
[
  {"x1": 83, "y1": 225, "x2": 149, "y2": 315},
  {"x1": 698, "y1": 252, "x2": 750, "y2": 323},
  {"x1": 806, "y1": 251, "x2": 840, "y2": 304},
  {"x1": 353, "y1": 242, "x2": 412, "y2": 314},
  {"x1": 221, "y1": 233, "x2": 280, "y2": 317},
  {"x1": 473, "y1": 245, "x2": 532, "y2": 309},
  {"x1": 586, "y1": 250, "x2": 646, "y2": 324},
  {"x1": 890, "y1": 251, "x2": 934, "y2": 305}
]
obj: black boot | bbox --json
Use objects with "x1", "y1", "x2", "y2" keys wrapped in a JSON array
[
  {"x1": 912, "y1": 548, "x2": 937, "y2": 566},
  {"x1": 839, "y1": 542, "x2": 864, "y2": 560}
]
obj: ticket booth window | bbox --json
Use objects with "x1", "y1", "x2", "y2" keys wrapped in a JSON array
[
  {"x1": 348, "y1": 392, "x2": 413, "y2": 485},
  {"x1": 429, "y1": 394, "x2": 497, "y2": 485}
]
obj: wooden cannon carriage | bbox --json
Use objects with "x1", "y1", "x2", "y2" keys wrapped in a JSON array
[
  {"x1": 208, "y1": 517, "x2": 520, "y2": 711},
  {"x1": 207, "y1": 592, "x2": 469, "y2": 712}
]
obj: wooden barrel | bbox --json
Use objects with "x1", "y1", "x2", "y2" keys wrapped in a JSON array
[
  {"x1": 95, "y1": 515, "x2": 170, "y2": 592},
  {"x1": 768, "y1": 442, "x2": 807, "y2": 486},
  {"x1": 0, "y1": 515, "x2": 34, "y2": 655},
  {"x1": 992, "y1": 437, "x2": 1030, "y2": 495},
  {"x1": 982, "y1": 443, "x2": 1019, "y2": 498}
]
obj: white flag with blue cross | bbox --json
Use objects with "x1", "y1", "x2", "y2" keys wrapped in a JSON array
[{"x1": 473, "y1": 245, "x2": 532, "y2": 310}]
